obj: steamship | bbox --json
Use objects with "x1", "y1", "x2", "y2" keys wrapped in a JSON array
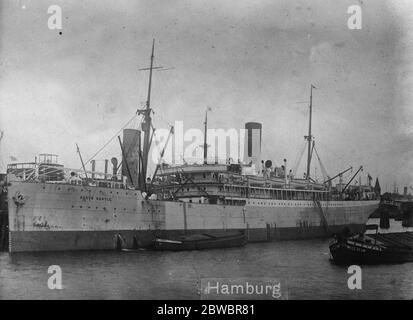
[{"x1": 2, "y1": 41, "x2": 380, "y2": 252}]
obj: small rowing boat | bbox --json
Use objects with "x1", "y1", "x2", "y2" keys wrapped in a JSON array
[{"x1": 152, "y1": 231, "x2": 247, "y2": 251}]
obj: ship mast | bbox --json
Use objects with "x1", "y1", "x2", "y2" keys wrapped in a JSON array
[
  {"x1": 203, "y1": 109, "x2": 208, "y2": 164},
  {"x1": 137, "y1": 39, "x2": 156, "y2": 189},
  {"x1": 306, "y1": 84, "x2": 316, "y2": 182}
]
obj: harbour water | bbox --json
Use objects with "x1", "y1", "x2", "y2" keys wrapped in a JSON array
[{"x1": 0, "y1": 219, "x2": 412, "y2": 300}]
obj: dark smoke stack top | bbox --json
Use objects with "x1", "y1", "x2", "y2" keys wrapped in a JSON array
[{"x1": 243, "y1": 122, "x2": 262, "y2": 172}]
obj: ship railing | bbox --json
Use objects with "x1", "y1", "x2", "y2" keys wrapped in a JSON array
[
  {"x1": 154, "y1": 182, "x2": 332, "y2": 194},
  {"x1": 7, "y1": 162, "x2": 37, "y2": 181},
  {"x1": 7, "y1": 162, "x2": 125, "y2": 187},
  {"x1": 157, "y1": 163, "x2": 230, "y2": 176},
  {"x1": 156, "y1": 169, "x2": 328, "y2": 192},
  {"x1": 7, "y1": 163, "x2": 63, "y2": 182},
  {"x1": 159, "y1": 156, "x2": 236, "y2": 166},
  {"x1": 346, "y1": 239, "x2": 384, "y2": 251},
  {"x1": 7, "y1": 162, "x2": 37, "y2": 171},
  {"x1": 156, "y1": 182, "x2": 333, "y2": 201}
]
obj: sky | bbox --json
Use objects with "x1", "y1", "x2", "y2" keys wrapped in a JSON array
[{"x1": 0, "y1": 0, "x2": 413, "y2": 193}]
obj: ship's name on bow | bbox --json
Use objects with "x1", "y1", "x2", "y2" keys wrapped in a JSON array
[{"x1": 80, "y1": 196, "x2": 112, "y2": 202}]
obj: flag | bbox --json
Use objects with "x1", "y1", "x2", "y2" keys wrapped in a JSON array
[{"x1": 10, "y1": 156, "x2": 17, "y2": 161}]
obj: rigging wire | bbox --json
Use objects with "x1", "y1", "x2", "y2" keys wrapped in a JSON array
[
  {"x1": 316, "y1": 140, "x2": 354, "y2": 181},
  {"x1": 261, "y1": 138, "x2": 272, "y2": 162},
  {"x1": 77, "y1": 48, "x2": 173, "y2": 174},
  {"x1": 292, "y1": 141, "x2": 307, "y2": 177},
  {"x1": 313, "y1": 145, "x2": 329, "y2": 181},
  {"x1": 82, "y1": 113, "x2": 140, "y2": 167},
  {"x1": 149, "y1": 119, "x2": 174, "y2": 165},
  {"x1": 316, "y1": 140, "x2": 348, "y2": 164}
]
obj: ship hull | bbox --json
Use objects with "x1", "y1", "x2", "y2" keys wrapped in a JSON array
[
  {"x1": 9, "y1": 225, "x2": 369, "y2": 252},
  {"x1": 7, "y1": 181, "x2": 379, "y2": 252}
]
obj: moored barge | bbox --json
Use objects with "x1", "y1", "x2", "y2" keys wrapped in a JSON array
[{"x1": 330, "y1": 226, "x2": 413, "y2": 265}]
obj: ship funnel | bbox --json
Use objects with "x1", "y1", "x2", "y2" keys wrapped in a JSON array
[
  {"x1": 243, "y1": 122, "x2": 262, "y2": 172},
  {"x1": 91, "y1": 160, "x2": 96, "y2": 180},
  {"x1": 104, "y1": 159, "x2": 109, "y2": 179},
  {"x1": 121, "y1": 129, "x2": 141, "y2": 186},
  {"x1": 111, "y1": 157, "x2": 118, "y2": 178}
]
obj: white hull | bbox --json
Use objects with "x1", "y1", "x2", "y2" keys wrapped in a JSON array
[{"x1": 7, "y1": 181, "x2": 379, "y2": 252}]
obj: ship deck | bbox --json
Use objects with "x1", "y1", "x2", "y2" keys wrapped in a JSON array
[{"x1": 368, "y1": 232, "x2": 413, "y2": 249}]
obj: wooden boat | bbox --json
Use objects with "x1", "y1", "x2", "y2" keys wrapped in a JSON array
[
  {"x1": 152, "y1": 231, "x2": 247, "y2": 251},
  {"x1": 329, "y1": 225, "x2": 413, "y2": 265}
]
